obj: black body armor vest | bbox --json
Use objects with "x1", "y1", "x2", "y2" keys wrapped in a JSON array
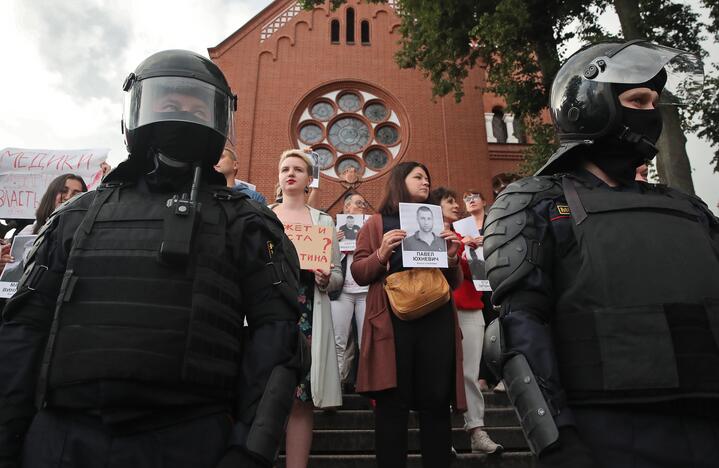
[
  {"x1": 40, "y1": 184, "x2": 245, "y2": 403},
  {"x1": 554, "y1": 177, "x2": 719, "y2": 404}
]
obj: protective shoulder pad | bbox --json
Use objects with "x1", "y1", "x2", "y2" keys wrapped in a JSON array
[
  {"x1": 662, "y1": 186, "x2": 719, "y2": 227},
  {"x1": 483, "y1": 176, "x2": 562, "y2": 303}
]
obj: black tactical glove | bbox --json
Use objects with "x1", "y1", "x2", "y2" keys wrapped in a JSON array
[
  {"x1": 537, "y1": 426, "x2": 598, "y2": 468},
  {"x1": 215, "y1": 448, "x2": 268, "y2": 468}
]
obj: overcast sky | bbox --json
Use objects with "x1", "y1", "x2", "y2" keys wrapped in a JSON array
[{"x1": 1, "y1": 0, "x2": 717, "y2": 214}]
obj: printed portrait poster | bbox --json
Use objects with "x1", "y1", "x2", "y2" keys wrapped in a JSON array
[
  {"x1": 0, "y1": 235, "x2": 38, "y2": 298},
  {"x1": 452, "y1": 216, "x2": 491, "y2": 292},
  {"x1": 0, "y1": 148, "x2": 109, "y2": 219},
  {"x1": 336, "y1": 214, "x2": 366, "y2": 252},
  {"x1": 308, "y1": 151, "x2": 321, "y2": 189},
  {"x1": 399, "y1": 202, "x2": 447, "y2": 268},
  {"x1": 282, "y1": 223, "x2": 333, "y2": 271}
]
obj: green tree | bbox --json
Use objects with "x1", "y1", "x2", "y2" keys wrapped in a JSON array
[{"x1": 302, "y1": 0, "x2": 716, "y2": 180}]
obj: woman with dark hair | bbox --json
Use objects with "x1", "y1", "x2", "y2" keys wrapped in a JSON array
[
  {"x1": 351, "y1": 162, "x2": 466, "y2": 468},
  {"x1": 19, "y1": 174, "x2": 88, "y2": 235}
]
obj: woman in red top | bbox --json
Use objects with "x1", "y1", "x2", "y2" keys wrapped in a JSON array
[{"x1": 430, "y1": 187, "x2": 502, "y2": 454}]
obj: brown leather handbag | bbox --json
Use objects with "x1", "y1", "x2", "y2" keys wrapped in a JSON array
[{"x1": 383, "y1": 268, "x2": 451, "y2": 320}]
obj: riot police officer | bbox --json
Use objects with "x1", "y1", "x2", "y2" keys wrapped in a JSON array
[
  {"x1": 483, "y1": 40, "x2": 719, "y2": 467},
  {"x1": 0, "y1": 50, "x2": 304, "y2": 468}
]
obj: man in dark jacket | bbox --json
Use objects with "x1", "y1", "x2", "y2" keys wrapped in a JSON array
[
  {"x1": 484, "y1": 40, "x2": 719, "y2": 468},
  {"x1": 0, "y1": 50, "x2": 305, "y2": 468}
]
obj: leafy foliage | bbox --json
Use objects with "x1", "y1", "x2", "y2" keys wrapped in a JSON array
[{"x1": 300, "y1": 0, "x2": 719, "y2": 173}]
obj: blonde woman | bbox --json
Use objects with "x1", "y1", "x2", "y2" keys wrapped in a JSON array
[{"x1": 269, "y1": 149, "x2": 342, "y2": 468}]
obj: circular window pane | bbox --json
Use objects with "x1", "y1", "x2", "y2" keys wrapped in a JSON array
[
  {"x1": 328, "y1": 117, "x2": 371, "y2": 153},
  {"x1": 338, "y1": 92, "x2": 361, "y2": 112},
  {"x1": 310, "y1": 101, "x2": 334, "y2": 121},
  {"x1": 314, "y1": 147, "x2": 334, "y2": 169},
  {"x1": 336, "y1": 158, "x2": 362, "y2": 175},
  {"x1": 375, "y1": 124, "x2": 399, "y2": 146},
  {"x1": 299, "y1": 123, "x2": 323, "y2": 144},
  {"x1": 364, "y1": 102, "x2": 388, "y2": 122},
  {"x1": 364, "y1": 148, "x2": 389, "y2": 170}
]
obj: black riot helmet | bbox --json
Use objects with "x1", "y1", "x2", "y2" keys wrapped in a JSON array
[
  {"x1": 121, "y1": 50, "x2": 237, "y2": 171},
  {"x1": 537, "y1": 40, "x2": 703, "y2": 175}
]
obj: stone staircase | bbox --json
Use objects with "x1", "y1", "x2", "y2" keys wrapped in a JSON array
[{"x1": 278, "y1": 391, "x2": 535, "y2": 467}]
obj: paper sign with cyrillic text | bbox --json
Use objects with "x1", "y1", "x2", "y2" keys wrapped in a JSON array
[
  {"x1": 0, "y1": 147, "x2": 109, "y2": 219},
  {"x1": 283, "y1": 224, "x2": 333, "y2": 271}
]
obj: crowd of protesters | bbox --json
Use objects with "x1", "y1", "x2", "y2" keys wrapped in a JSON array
[{"x1": 0, "y1": 149, "x2": 515, "y2": 468}]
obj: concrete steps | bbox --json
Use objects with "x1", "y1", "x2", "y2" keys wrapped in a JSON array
[{"x1": 278, "y1": 391, "x2": 534, "y2": 467}]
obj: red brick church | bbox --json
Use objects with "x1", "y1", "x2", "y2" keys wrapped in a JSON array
[{"x1": 209, "y1": 0, "x2": 527, "y2": 212}]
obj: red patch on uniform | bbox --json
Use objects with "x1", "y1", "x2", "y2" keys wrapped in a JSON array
[{"x1": 550, "y1": 215, "x2": 571, "y2": 222}]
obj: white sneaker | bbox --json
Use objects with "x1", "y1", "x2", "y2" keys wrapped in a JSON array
[
  {"x1": 470, "y1": 429, "x2": 503, "y2": 454},
  {"x1": 493, "y1": 381, "x2": 506, "y2": 393}
]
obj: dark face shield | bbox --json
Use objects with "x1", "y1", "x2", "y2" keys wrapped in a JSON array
[
  {"x1": 582, "y1": 41, "x2": 704, "y2": 106},
  {"x1": 123, "y1": 76, "x2": 235, "y2": 144}
]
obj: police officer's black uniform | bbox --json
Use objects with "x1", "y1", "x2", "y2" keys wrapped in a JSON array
[
  {"x1": 483, "y1": 40, "x2": 719, "y2": 467},
  {"x1": 0, "y1": 50, "x2": 305, "y2": 468}
]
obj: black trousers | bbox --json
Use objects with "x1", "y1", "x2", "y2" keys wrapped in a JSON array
[
  {"x1": 374, "y1": 304, "x2": 455, "y2": 468},
  {"x1": 21, "y1": 410, "x2": 231, "y2": 468},
  {"x1": 574, "y1": 403, "x2": 719, "y2": 468}
]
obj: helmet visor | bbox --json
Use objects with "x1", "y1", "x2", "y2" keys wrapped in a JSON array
[
  {"x1": 586, "y1": 42, "x2": 704, "y2": 105},
  {"x1": 124, "y1": 76, "x2": 235, "y2": 142}
]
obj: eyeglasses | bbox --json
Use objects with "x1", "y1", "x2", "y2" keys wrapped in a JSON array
[
  {"x1": 463, "y1": 194, "x2": 482, "y2": 203},
  {"x1": 353, "y1": 200, "x2": 368, "y2": 208}
]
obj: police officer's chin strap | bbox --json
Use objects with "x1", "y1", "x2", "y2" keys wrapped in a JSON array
[{"x1": 145, "y1": 148, "x2": 193, "y2": 192}]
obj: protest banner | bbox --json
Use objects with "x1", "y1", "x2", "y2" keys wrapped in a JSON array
[
  {"x1": 0, "y1": 147, "x2": 109, "y2": 219},
  {"x1": 452, "y1": 216, "x2": 491, "y2": 291},
  {"x1": 336, "y1": 214, "x2": 366, "y2": 252},
  {"x1": 0, "y1": 234, "x2": 37, "y2": 298},
  {"x1": 399, "y1": 202, "x2": 447, "y2": 268},
  {"x1": 283, "y1": 223, "x2": 333, "y2": 270}
]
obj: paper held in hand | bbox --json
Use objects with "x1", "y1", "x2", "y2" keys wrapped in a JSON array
[
  {"x1": 336, "y1": 214, "x2": 366, "y2": 252},
  {"x1": 399, "y1": 202, "x2": 447, "y2": 268},
  {"x1": 0, "y1": 234, "x2": 38, "y2": 298},
  {"x1": 282, "y1": 223, "x2": 333, "y2": 271},
  {"x1": 452, "y1": 216, "x2": 491, "y2": 292}
]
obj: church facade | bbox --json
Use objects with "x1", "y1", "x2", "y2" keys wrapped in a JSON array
[{"x1": 209, "y1": 0, "x2": 527, "y2": 212}]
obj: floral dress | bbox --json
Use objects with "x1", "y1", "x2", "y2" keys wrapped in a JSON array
[{"x1": 295, "y1": 270, "x2": 315, "y2": 402}]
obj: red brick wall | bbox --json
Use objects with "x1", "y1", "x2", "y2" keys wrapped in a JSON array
[{"x1": 210, "y1": 0, "x2": 525, "y2": 214}]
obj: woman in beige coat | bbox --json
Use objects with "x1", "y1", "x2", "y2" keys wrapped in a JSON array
[{"x1": 269, "y1": 149, "x2": 342, "y2": 468}]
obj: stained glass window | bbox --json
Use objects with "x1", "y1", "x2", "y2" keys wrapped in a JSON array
[
  {"x1": 310, "y1": 101, "x2": 334, "y2": 121},
  {"x1": 299, "y1": 123, "x2": 323, "y2": 144},
  {"x1": 364, "y1": 102, "x2": 387, "y2": 122},
  {"x1": 328, "y1": 117, "x2": 370, "y2": 153},
  {"x1": 338, "y1": 92, "x2": 361, "y2": 112},
  {"x1": 375, "y1": 124, "x2": 399, "y2": 146},
  {"x1": 364, "y1": 148, "x2": 389, "y2": 170}
]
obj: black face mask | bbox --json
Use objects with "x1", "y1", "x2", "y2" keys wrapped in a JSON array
[{"x1": 586, "y1": 106, "x2": 663, "y2": 185}]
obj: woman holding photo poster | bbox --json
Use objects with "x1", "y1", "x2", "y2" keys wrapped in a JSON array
[
  {"x1": 430, "y1": 187, "x2": 503, "y2": 454},
  {"x1": 351, "y1": 161, "x2": 465, "y2": 468},
  {"x1": 269, "y1": 149, "x2": 342, "y2": 468}
]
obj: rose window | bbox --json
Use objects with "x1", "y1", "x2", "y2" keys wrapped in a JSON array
[{"x1": 292, "y1": 82, "x2": 407, "y2": 180}]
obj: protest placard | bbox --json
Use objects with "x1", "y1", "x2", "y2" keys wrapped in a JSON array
[
  {"x1": 399, "y1": 202, "x2": 447, "y2": 268},
  {"x1": 0, "y1": 234, "x2": 38, "y2": 298},
  {"x1": 0, "y1": 148, "x2": 108, "y2": 219},
  {"x1": 452, "y1": 216, "x2": 491, "y2": 291},
  {"x1": 336, "y1": 214, "x2": 366, "y2": 252},
  {"x1": 308, "y1": 151, "x2": 321, "y2": 189},
  {"x1": 283, "y1": 223, "x2": 333, "y2": 270}
]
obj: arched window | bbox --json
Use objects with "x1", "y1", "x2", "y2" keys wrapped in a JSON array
[
  {"x1": 346, "y1": 8, "x2": 355, "y2": 44},
  {"x1": 361, "y1": 20, "x2": 370, "y2": 44},
  {"x1": 491, "y1": 107, "x2": 508, "y2": 143},
  {"x1": 513, "y1": 115, "x2": 527, "y2": 143},
  {"x1": 330, "y1": 19, "x2": 340, "y2": 44}
]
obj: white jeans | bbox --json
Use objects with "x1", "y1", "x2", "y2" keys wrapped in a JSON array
[
  {"x1": 331, "y1": 291, "x2": 367, "y2": 381},
  {"x1": 458, "y1": 309, "x2": 486, "y2": 430}
]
